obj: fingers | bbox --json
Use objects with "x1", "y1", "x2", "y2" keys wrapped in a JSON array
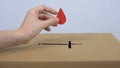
[
  {"x1": 44, "y1": 27, "x2": 51, "y2": 31},
  {"x1": 44, "y1": 24, "x2": 58, "y2": 31},
  {"x1": 39, "y1": 12, "x2": 53, "y2": 20},
  {"x1": 44, "y1": 18, "x2": 59, "y2": 26},
  {"x1": 29, "y1": 5, "x2": 59, "y2": 32},
  {"x1": 35, "y1": 5, "x2": 57, "y2": 15},
  {"x1": 43, "y1": 18, "x2": 59, "y2": 31}
]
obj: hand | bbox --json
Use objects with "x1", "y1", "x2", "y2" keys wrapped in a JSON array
[
  {"x1": 0, "y1": 5, "x2": 59, "y2": 48},
  {"x1": 18, "y1": 5, "x2": 59, "y2": 40}
]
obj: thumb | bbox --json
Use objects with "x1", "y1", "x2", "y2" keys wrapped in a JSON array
[{"x1": 44, "y1": 18, "x2": 59, "y2": 26}]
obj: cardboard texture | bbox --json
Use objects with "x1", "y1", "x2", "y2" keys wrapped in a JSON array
[{"x1": 0, "y1": 33, "x2": 120, "y2": 68}]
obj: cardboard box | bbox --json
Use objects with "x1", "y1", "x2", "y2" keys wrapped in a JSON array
[{"x1": 0, "y1": 33, "x2": 120, "y2": 68}]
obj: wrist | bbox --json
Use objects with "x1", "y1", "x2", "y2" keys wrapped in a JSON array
[
  {"x1": 15, "y1": 29, "x2": 30, "y2": 45},
  {"x1": 0, "y1": 30, "x2": 30, "y2": 48}
]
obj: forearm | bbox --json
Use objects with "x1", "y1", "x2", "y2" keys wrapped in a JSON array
[
  {"x1": 0, "y1": 5, "x2": 59, "y2": 49},
  {"x1": 0, "y1": 30, "x2": 28, "y2": 48}
]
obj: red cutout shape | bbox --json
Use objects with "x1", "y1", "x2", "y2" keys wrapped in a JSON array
[{"x1": 56, "y1": 8, "x2": 66, "y2": 24}]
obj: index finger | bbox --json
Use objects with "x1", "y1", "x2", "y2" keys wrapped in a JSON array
[{"x1": 35, "y1": 5, "x2": 57, "y2": 14}]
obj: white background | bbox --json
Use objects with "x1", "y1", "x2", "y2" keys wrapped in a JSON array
[{"x1": 0, "y1": 0, "x2": 120, "y2": 41}]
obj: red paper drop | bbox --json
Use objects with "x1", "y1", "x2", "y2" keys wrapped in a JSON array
[{"x1": 56, "y1": 8, "x2": 66, "y2": 24}]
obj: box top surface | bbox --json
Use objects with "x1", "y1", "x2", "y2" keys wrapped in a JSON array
[{"x1": 0, "y1": 33, "x2": 120, "y2": 62}]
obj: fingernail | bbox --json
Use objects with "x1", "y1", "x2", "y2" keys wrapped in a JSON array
[{"x1": 54, "y1": 24, "x2": 58, "y2": 27}]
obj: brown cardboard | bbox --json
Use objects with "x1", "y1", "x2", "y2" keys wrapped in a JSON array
[{"x1": 0, "y1": 33, "x2": 120, "y2": 68}]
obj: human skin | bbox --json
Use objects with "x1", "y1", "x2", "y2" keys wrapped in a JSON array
[{"x1": 0, "y1": 5, "x2": 59, "y2": 48}]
